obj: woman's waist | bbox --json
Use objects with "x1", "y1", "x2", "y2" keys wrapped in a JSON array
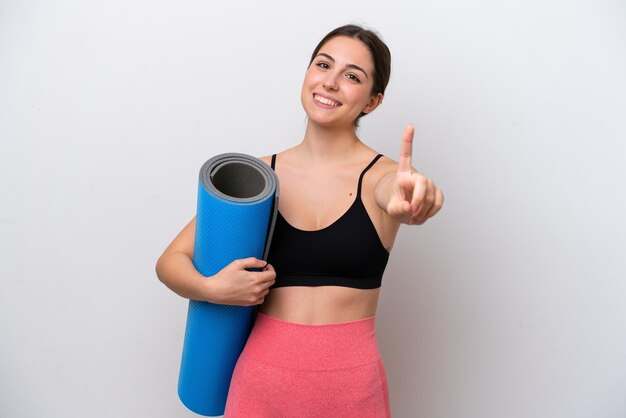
[
  {"x1": 244, "y1": 311, "x2": 381, "y2": 370},
  {"x1": 259, "y1": 285, "x2": 380, "y2": 325}
]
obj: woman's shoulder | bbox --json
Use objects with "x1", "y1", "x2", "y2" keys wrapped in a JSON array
[
  {"x1": 372, "y1": 153, "x2": 397, "y2": 168},
  {"x1": 258, "y1": 155, "x2": 273, "y2": 166},
  {"x1": 257, "y1": 151, "x2": 284, "y2": 167},
  {"x1": 366, "y1": 151, "x2": 398, "y2": 180},
  {"x1": 258, "y1": 146, "x2": 299, "y2": 168}
]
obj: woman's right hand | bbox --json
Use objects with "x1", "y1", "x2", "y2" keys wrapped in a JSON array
[
  {"x1": 156, "y1": 218, "x2": 276, "y2": 305},
  {"x1": 209, "y1": 258, "x2": 276, "y2": 306}
]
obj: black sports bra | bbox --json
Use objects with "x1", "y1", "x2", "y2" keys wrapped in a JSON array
[{"x1": 267, "y1": 154, "x2": 390, "y2": 289}]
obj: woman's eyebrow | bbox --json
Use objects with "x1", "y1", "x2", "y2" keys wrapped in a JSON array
[{"x1": 315, "y1": 52, "x2": 369, "y2": 79}]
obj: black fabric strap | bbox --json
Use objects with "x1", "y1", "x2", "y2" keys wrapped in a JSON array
[{"x1": 357, "y1": 154, "x2": 383, "y2": 197}]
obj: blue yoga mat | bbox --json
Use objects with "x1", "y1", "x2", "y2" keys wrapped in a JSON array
[{"x1": 178, "y1": 153, "x2": 279, "y2": 416}]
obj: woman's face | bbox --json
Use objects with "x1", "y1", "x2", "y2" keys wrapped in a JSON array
[{"x1": 301, "y1": 36, "x2": 382, "y2": 128}]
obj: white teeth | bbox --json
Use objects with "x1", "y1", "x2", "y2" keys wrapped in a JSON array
[{"x1": 315, "y1": 95, "x2": 339, "y2": 107}]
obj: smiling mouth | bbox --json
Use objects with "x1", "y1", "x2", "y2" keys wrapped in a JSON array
[{"x1": 314, "y1": 94, "x2": 341, "y2": 107}]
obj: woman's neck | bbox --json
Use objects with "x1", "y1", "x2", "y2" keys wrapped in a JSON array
[{"x1": 298, "y1": 121, "x2": 364, "y2": 163}]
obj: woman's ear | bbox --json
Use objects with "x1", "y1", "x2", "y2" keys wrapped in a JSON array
[{"x1": 362, "y1": 93, "x2": 384, "y2": 114}]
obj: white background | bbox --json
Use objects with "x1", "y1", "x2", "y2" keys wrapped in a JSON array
[{"x1": 1, "y1": 1, "x2": 625, "y2": 417}]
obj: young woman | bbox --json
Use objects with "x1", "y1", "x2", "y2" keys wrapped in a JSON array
[{"x1": 156, "y1": 24, "x2": 444, "y2": 417}]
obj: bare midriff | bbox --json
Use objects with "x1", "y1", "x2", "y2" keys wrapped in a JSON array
[{"x1": 258, "y1": 285, "x2": 380, "y2": 325}]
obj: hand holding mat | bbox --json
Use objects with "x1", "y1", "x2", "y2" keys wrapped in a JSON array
[{"x1": 178, "y1": 153, "x2": 279, "y2": 417}]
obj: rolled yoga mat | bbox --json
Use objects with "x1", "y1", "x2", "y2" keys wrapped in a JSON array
[{"x1": 178, "y1": 153, "x2": 279, "y2": 417}]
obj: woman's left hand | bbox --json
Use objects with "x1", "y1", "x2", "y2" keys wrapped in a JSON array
[{"x1": 383, "y1": 125, "x2": 444, "y2": 225}]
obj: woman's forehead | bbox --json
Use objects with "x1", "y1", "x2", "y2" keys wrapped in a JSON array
[{"x1": 316, "y1": 36, "x2": 374, "y2": 70}]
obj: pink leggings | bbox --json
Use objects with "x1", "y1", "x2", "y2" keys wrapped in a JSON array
[{"x1": 223, "y1": 312, "x2": 391, "y2": 418}]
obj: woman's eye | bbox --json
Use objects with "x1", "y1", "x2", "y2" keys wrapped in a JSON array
[
  {"x1": 347, "y1": 73, "x2": 361, "y2": 83},
  {"x1": 316, "y1": 62, "x2": 330, "y2": 69}
]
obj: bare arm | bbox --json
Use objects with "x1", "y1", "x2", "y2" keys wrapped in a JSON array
[
  {"x1": 375, "y1": 125, "x2": 444, "y2": 225},
  {"x1": 155, "y1": 217, "x2": 276, "y2": 306}
]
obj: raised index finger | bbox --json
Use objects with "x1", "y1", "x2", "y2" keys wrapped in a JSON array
[{"x1": 398, "y1": 124, "x2": 415, "y2": 173}]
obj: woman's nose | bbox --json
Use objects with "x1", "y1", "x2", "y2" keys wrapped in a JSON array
[{"x1": 322, "y1": 71, "x2": 340, "y2": 91}]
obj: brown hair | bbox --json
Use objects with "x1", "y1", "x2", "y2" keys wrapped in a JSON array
[{"x1": 309, "y1": 24, "x2": 392, "y2": 105}]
